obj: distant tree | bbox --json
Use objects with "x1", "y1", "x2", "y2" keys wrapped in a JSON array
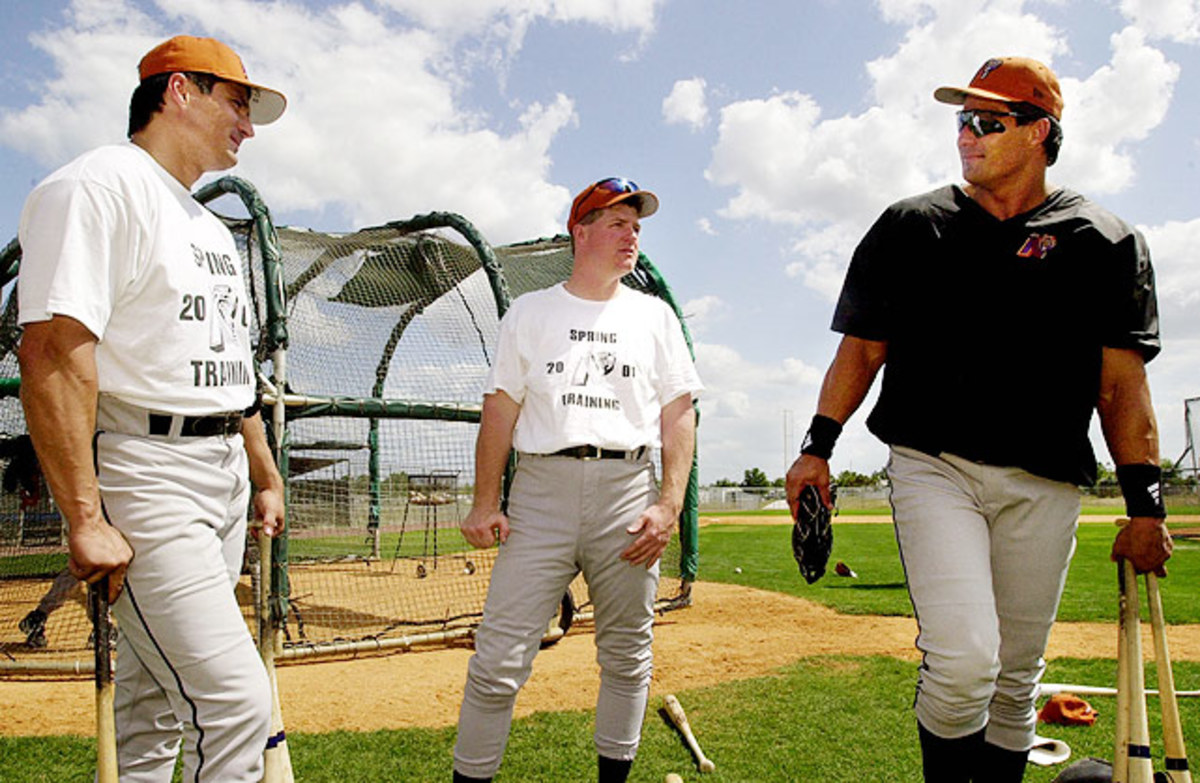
[
  {"x1": 713, "y1": 478, "x2": 738, "y2": 487},
  {"x1": 834, "y1": 469, "x2": 874, "y2": 488},
  {"x1": 742, "y1": 467, "x2": 769, "y2": 487},
  {"x1": 1095, "y1": 462, "x2": 1117, "y2": 486},
  {"x1": 771, "y1": 477, "x2": 786, "y2": 488},
  {"x1": 1161, "y1": 459, "x2": 1195, "y2": 487}
]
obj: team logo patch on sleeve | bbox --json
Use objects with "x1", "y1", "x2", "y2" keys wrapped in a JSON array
[{"x1": 1017, "y1": 233, "x2": 1057, "y2": 259}]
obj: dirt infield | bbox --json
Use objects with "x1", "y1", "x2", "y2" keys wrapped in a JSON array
[{"x1": 4, "y1": 579, "x2": 1200, "y2": 737}]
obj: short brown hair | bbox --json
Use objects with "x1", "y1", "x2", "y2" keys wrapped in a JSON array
[{"x1": 127, "y1": 72, "x2": 216, "y2": 137}]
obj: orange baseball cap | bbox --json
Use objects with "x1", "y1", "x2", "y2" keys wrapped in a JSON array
[
  {"x1": 139, "y1": 35, "x2": 287, "y2": 125},
  {"x1": 568, "y1": 177, "x2": 659, "y2": 233},
  {"x1": 934, "y1": 57, "x2": 1063, "y2": 120}
]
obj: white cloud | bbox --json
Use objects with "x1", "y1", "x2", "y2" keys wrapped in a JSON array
[
  {"x1": 696, "y1": 217, "x2": 717, "y2": 236},
  {"x1": 693, "y1": 341, "x2": 848, "y2": 481},
  {"x1": 373, "y1": 0, "x2": 663, "y2": 64},
  {"x1": 376, "y1": 0, "x2": 661, "y2": 36},
  {"x1": 708, "y1": 97, "x2": 936, "y2": 231},
  {"x1": 662, "y1": 77, "x2": 709, "y2": 131},
  {"x1": 705, "y1": 2, "x2": 1181, "y2": 282},
  {"x1": 1143, "y1": 217, "x2": 1200, "y2": 334},
  {"x1": 0, "y1": 0, "x2": 610, "y2": 244},
  {"x1": 1137, "y1": 218, "x2": 1200, "y2": 458},
  {"x1": 1119, "y1": 0, "x2": 1200, "y2": 42},
  {"x1": 784, "y1": 222, "x2": 866, "y2": 302},
  {"x1": 1054, "y1": 27, "x2": 1179, "y2": 194},
  {"x1": 681, "y1": 294, "x2": 727, "y2": 334}
]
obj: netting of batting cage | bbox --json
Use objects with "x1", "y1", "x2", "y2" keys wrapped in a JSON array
[
  {"x1": 0, "y1": 176, "x2": 700, "y2": 673},
  {"x1": 0, "y1": 241, "x2": 93, "y2": 672}
]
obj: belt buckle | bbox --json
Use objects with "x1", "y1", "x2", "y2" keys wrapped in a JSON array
[{"x1": 580, "y1": 445, "x2": 602, "y2": 461}]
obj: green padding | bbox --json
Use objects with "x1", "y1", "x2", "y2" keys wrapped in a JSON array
[{"x1": 679, "y1": 444, "x2": 700, "y2": 581}]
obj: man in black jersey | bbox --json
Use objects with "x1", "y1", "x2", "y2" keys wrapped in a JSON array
[{"x1": 785, "y1": 57, "x2": 1171, "y2": 782}]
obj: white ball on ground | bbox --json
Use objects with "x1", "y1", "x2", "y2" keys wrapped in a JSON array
[
  {"x1": 734, "y1": 567, "x2": 742, "y2": 574},
  {"x1": 665, "y1": 774, "x2": 684, "y2": 783}
]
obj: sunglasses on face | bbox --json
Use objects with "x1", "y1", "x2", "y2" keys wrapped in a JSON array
[
  {"x1": 956, "y1": 109, "x2": 1032, "y2": 138},
  {"x1": 572, "y1": 177, "x2": 639, "y2": 224}
]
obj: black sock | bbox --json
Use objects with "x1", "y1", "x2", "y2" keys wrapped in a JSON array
[
  {"x1": 917, "y1": 722, "x2": 986, "y2": 783},
  {"x1": 452, "y1": 771, "x2": 492, "y2": 783},
  {"x1": 598, "y1": 755, "x2": 633, "y2": 783},
  {"x1": 973, "y1": 742, "x2": 1029, "y2": 783}
]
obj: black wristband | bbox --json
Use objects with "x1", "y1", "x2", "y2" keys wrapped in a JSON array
[
  {"x1": 800, "y1": 414, "x2": 842, "y2": 460},
  {"x1": 1116, "y1": 464, "x2": 1167, "y2": 518}
]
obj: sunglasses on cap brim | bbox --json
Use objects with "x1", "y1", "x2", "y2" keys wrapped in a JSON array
[{"x1": 571, "y1": 178, "x2": 640, "y2": 223}]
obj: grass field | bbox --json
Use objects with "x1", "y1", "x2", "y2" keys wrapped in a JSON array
[
  {"x1": 1, "y1": 517, "x2": 1197, "y2": 781},
  {"x1": 698, "y1": 519, "x2": 1200, "y2": 623},
  {"x1": 2, "y1": 656, "x2": 1197, "y2": 781}
]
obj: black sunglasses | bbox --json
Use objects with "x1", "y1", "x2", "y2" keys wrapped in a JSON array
[
  {"x1": 956, "y1": 109, "x2": 1034, "y2": 137},
  {"x1": 571, "y1": 177, "x2": 639, "y2": 224}
]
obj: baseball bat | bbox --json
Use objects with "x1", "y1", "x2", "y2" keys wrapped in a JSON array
[
  {"x1": 1116, "y1": 556, "x2": 1132, "y2": 783},
  {"x1": 1122, "y1": 559, "x2": 1155, "y2": 783},
  {"x1": 1039, "y1": 684, "x2": 1200, "y2": 699},
  {"x1": 663, "y1": 694, "x2": 715, "y2": 773},
  {"x1": 259, "y1": 530, "x2": 295, "y2": 783},
  {"x1": 90, "y1": 577, "x2": 118, "y2": 783},
  {"x1": 1147, "y1": 572, "x2": 1193, "y2": 783}
]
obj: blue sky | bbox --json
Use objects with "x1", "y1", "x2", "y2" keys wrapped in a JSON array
[{"x1": 1, "y1": 0, "x2": 1197, "y2": 484}]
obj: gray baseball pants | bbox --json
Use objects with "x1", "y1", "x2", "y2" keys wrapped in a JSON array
[
  {"x1": 454, "y1": 452, "x2": 659, "y2": 779},
  {"x1": 96, "y1": 397, "x2": 271, "y2": 782},
  {"x1": 887, "y1": 445, "x2": 1081, "y2": 752}
]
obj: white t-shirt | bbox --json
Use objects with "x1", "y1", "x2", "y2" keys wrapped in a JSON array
[
  {"x1": 488, "y1": 283, "x2": 703, "y2": 453},
  {"x1": 18, "y1": 143, "x2": 255, "y2": 415}
]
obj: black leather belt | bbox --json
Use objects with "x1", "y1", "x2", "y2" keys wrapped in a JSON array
[
  {"x1": 148, "y1": 412, "x2": 243, "y2": 438},
  {"x1": 549, "y1": 445, "x2": 647, "y2": 461}
]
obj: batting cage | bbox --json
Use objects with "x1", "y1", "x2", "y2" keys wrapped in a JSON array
[{"x1": 0, "y1": 176, "x2": 700, "y2": 673}]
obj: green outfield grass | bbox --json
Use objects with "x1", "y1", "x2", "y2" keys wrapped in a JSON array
[
  {"x1": 2, "y1": 656, "x2": 1196, "y2": 781},
  {"x1": 702, "y1": 499, "x2": 1200, "y2": 517},
  {"x1": 697, "y1": 520, "x2": 1200, "y2": 623}
]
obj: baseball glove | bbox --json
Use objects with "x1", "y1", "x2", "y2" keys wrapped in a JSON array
[
  {"x1": 0, "y1": 435, "x2": 40, "y2": 496},
  {"x1": 792, "y1": 484, "x2": 836, "y2": 584}
]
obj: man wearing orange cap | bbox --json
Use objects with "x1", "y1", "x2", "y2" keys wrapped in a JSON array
[
  {"x1": 452, "y1": 178, "x2": 702, "y2": 782},
  {"x1": 17, "y1": 35, "x2": 287, "y2": 781},
  {"x1": 785, "y1": 57, "x2": 1170, "y2": 781}
]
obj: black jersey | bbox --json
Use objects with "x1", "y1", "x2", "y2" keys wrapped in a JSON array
[{"x1": 832, "y1": 185, "x2": 1160, "y2": 485}]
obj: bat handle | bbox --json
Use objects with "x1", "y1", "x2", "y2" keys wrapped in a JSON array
[
  {"x1": 1121, "y1": 559, "x2": 1154, "y2": 783},
  {"x1": 91, "y1": 577, "x2": 119, "y2": 783}
]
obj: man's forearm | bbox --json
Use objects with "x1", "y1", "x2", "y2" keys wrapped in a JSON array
[
  {"x1": 242, "y1": 412, "x2": 285, "y2": 493},
  {"x1": 473, "y1": 392, "x2": 520, "y2": 510},
  {"x1": 657, "y1": 395, "x2": 696, "y2": 518},
  {"x1": 1097, "y1": 347, "x2": 1159, "y2": 466},
  {"x1": 18, "y1": 320, "x2": 103, "y2": 530},
  {"x1": 815, "y1": 335, "x2": 887, "y2": 424}
]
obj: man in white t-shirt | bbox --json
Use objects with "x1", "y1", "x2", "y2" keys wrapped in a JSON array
[
  {"x1": 452, "y1": 178, "x2": 702, "y2": 783},
  {"x1": 17, "y1": 36, "x2": 287, "y2": 782}
]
